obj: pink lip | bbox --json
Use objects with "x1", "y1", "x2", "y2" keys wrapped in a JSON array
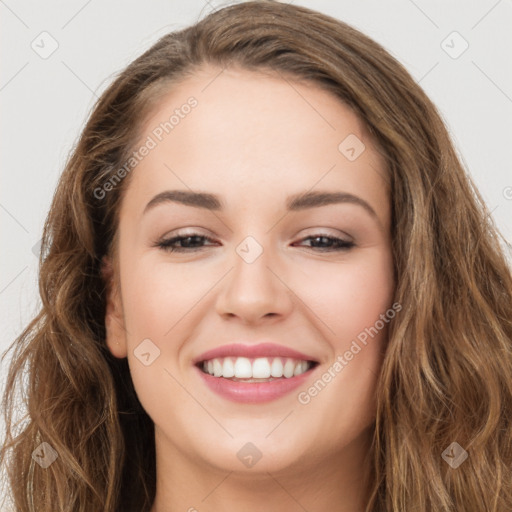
[
  {"x1": 193, "y1": 342, "x2": 319, "y2": 404},
  {"x1": 195, "y1": 365, "x2": 317, "y2": 403},
  {"x1": 193, "y1": 342, "x2": 318, "y2": 364}
]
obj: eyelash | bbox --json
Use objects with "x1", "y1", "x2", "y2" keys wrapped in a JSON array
[{"x1": 155, "y1": 232, "x2": 355, "y2": 253}]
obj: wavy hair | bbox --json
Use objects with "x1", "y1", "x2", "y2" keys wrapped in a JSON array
[{"x1": 2, "y1": 1, "x2": 511, "y2": 510}]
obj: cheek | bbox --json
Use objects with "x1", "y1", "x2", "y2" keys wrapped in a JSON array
[
  {"x1": 121, "y1": 260, "x2": 209, "y2": 335},
  {"x1": 298, "y1": 249, "x2": 395, "y2": 344},
  {"x1": 292, "y1": 252, "x2": 394, "y2": 439},
  {"x1": 119, "y1": 260, "x2": 210, "y2": 423}
]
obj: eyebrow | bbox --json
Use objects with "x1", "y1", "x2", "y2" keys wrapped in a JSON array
[{"x1": 143, "y1": 189, "x2": 378, "y2": 219}]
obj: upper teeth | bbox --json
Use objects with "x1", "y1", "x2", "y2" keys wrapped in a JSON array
[{"x1": 202, "y1": 357, "x2": 312, "y2": 379}]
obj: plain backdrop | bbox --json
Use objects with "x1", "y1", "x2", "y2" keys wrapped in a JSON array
[{"x1": 1, "y1": 0, "x2": 511, "y2": 448}]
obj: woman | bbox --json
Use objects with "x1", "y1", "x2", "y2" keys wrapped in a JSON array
[{"x1": 1, "y1": 1, "x2": 511, "y2": 511}]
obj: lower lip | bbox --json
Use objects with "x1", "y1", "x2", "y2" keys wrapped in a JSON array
[{"x1": 195, "y1": 365, "x2": 316, "y2": 403}]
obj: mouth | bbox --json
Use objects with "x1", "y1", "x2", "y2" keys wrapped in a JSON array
[
  {"x1": 193, "y1": 342, "x2": 321, "y2": 403},
  {"x1": 196, "y1": 356, "x2": 319, "y2": 382}
]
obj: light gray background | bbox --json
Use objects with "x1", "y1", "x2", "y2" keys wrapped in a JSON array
[{"x1": 1, "y1": 0, "x2": 511, "y2": 455}]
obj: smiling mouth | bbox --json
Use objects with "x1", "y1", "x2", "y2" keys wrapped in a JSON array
[{"x1": 196, "y1": 356, "x2": 319, "y2": 382}]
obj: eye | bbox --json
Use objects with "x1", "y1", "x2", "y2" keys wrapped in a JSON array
[
  {"x1": 155, "y1": 233, "x2": 217, "y2": 253},
  {"x1": 155, "y1": 231, "x2": 355, "y2": 253},
  {"x1": 294, "y1": 234, "x2": 355, "y2": 252}
]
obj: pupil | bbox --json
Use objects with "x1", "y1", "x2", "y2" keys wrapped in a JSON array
[{"x1": 184, "y1": 236, "x2": 201, "y2": 247}]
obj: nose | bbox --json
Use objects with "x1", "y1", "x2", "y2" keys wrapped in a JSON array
[{"x1": 215, "y1": 241, "x2": 294, "y2": 325}]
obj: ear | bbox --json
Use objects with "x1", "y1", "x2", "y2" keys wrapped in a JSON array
[{"x1": 101, "y1": 255, "x2": 128, "y2": 358}]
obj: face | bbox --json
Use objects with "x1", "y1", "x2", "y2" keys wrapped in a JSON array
[{"x1": 103, "y1": 66, "x2": 394, "y2": 477}]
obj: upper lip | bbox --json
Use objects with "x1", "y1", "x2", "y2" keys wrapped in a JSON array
[{"x1": 193, "y1": 343, "x2": 319, "y2": 365}]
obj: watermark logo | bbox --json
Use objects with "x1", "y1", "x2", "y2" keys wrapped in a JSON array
[
  {"x1": 31, "y1": 31, "x2": 59, "y2": 59},
  {"x1": 134, "y1": 338, "x2": 161, "y2": 366},
  {"x1": 338, "y1": 134, "x2": 365, "y2": 161},
  {"x1": 32, "y1": 238, "x2": 42, "y2": 258},
  {"x1": 32, "y1": 442, "x2": 58, "y2": 468},
  {"x1": 237, "y1": 442, "x2": 262, "y2": 468},
  {"x1": 236, "y1": 236, "x2": 263, "y2": 264},
  {"x1": 441, "y1": 31, "x2": 469, "y2": 59},
  {"x1": 442, "y1": 441, "x2": 468, "y2": 469}
]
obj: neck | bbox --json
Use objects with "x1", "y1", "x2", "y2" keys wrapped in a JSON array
[{"x1": 149, "y1": 426, "x2": 374, "y2": 512}]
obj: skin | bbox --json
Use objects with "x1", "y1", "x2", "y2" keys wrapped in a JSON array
[{"x1": 103, "y1": 66, "x2": 394, "y2": 512}]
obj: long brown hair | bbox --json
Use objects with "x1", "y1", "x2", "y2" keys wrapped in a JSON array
[{"x1": 2, "y1": 1, "x2": 511, "y2": 510}]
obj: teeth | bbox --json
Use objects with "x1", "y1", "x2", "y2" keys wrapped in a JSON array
[
  {"x1": 201, "y1": 356, "x2": 312, "y2": 379},
  {"x1": 270, "y1": 358, "x2": 283, "y2": 378},
  {"x1": 213, "y1": 358, "x2": 223, "y2": 377},
  {"x1": 252, "y1": 358, "x2": 271, "y2": 378},
  {"x1": 294, "y1": 361, "x2": 308, "y2": 376},
  {"x1": 234, "y1": 357, "x2": 252, "y2": 378},
  {"x1": 222, "y1": 357, "x2": 235, "y2": 378},
  {"x1": 283, "y1": 359, "x2": 296, "y2": 378}
]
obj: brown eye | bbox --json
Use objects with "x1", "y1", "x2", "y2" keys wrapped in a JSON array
[
  {"x1": 156, "y1": 233, "x2": 217, "y2": 253},
  {"x1": 294, "y1": 235, "x2": 355, "y2": 252}
]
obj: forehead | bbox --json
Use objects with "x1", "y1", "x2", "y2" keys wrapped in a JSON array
[{"x1": 122, "y1": 66, "x2": 389, "y2": 221}]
